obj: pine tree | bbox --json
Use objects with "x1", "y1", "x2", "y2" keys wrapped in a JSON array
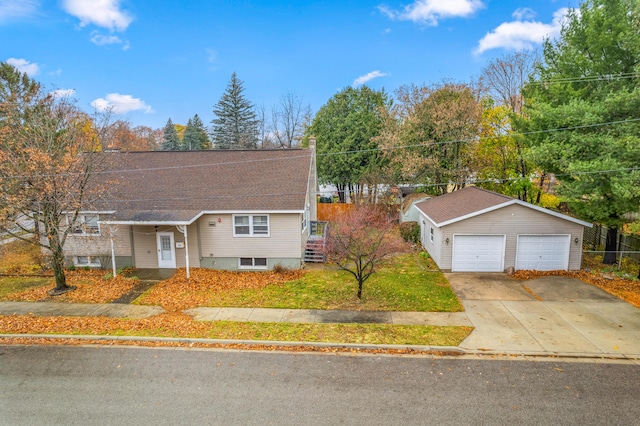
[
  {"x1": 183, "y1": 114, "x2": 211, "y2": 150},
  {"x1": 210, "y1": 72, "x2": 258, "y2": 149},
  {"x1": 161, "y1": 118, "x2": 180, "y2": 151}
]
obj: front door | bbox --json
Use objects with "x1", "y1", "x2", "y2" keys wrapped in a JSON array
[{"x1": 156, "y1": 232, "x2": 176, "y2": 268}]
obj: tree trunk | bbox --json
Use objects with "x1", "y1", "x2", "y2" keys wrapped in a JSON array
[
  {"x1": 337, "y1": 184, "x2": 346, "y2": 203},
  {"x1": 45, "y1": 224, "x2": 71, "y2": 293},
  {"x1": 50, "y1": 245, "x2": 70, "y2": 291},
  {"x1": 357, "y1": 279, "x2": 363, "y2": 299},
  {"x1": 603, "y1": 227, "x2": 618, "y2": 264}
]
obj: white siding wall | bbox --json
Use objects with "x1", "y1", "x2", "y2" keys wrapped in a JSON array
[
  {"x1": 438, "y1": 204, "x2": 584, "y2": 271},
  {"x1": 131, "y1": 225, "x2": 201, "y2": 268},
  {"x1": 419, "y1": 213, "x2": 443, "y2": 267},
  {"x1": 174, "y1": 225, "x2": 201, "y2": 268},
  {"x1": 198, "y1": 213, "x2": 303, "y2": 259},
  {"x1": 63, "y1": 223, "x2": 131, "y2": 257},
  {"x1": 131, "y1": 226, "x2": 158, "y2": 268}
]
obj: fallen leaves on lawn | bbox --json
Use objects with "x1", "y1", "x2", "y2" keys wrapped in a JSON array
[
  {"x1": 139, "y1": 268, "x2": 304, "y2": 312},
  {"x1": 512, "y1": 269, "x2": 640, "y2": 308},
  {"x1": 3, "y1": 270, "x2": 138, "y2": 304},
  {"x1": 0, "y1": 312, "x2": 209, "y2": 335}
]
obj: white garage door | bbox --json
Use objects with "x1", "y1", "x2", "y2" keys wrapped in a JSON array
[
  {"x1": 452, "y1": 235, "x2": 505, "y2": 272},
  {"x1": 515, "y1": 235, "x2": 570, "y2": 271}
]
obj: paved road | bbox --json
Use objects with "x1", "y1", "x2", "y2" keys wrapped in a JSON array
[
  {"x1": 447, "y1": 273, "x2": 640, "y2": 357},
  {"x1": 1, "y1": 345, "x2": 639, "y2": 425}
]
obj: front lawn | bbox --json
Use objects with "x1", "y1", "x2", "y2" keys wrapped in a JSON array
[{"x1": 136, "y1": 253, "x2": 463, "y2": 312}]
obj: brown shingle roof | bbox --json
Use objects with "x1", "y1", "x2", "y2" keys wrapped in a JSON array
[
  {"x1": 94, "y1": 149, "x2": 313, "y2": 223},
  {"x1": 415, "y1": 186, "x2": 512, "y2": 225}
]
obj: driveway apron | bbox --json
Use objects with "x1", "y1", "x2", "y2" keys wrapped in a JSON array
[{"x1": 446, "y1": 273, "x2": 640, "y2": 356}]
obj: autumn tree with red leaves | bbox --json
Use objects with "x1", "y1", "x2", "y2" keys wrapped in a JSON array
[{"x1": 324, "y1": 206, "x2": 405, "y2": 299}]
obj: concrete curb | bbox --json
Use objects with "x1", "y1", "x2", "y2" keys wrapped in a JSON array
[{"x1": 1, "y1": 333, "x2": 638, "y2": 363}]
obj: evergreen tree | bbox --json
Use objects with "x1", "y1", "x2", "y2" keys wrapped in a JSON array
[
  {"x1": 161, "y1": 118, "x2": 180, "y2": 151},
  {"x1": 210, "y1": 72, "x2": 258, "y2": 149},
  {"x1": 183, "y1": 114, "x2": 211, "y2": 150},
  {"x1": 307, "y1": 86, "x2": 388, "y2": 202},
  {"x1": 521, "y1": 0, "x2": 640, "y2": 264}
]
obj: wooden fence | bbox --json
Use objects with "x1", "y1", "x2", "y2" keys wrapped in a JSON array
[{"x1": 317, "y1": 203, "x2": 355, "y2": 222}]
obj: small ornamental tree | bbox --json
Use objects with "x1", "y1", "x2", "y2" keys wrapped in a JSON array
[{"x1": 324, "y1": 206, "x2": 405, "y2": 299}]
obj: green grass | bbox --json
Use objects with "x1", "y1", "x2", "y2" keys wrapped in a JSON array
[
  {"x1": 83, "y1": 322, "x2": 472, "y2": 346},
  {"x1": 208, "y1": 253, "x2": 463, "y2": 312},
  {"x1": 0, "y1": 277, "x2": 52, "y2": 298}
]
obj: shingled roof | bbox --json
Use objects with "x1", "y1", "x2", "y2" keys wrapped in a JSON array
[
  {"x1": 415, "y1": 186, "x2": 591, "y2": 227},
  {"x1": 94, "y1": 149, "x2": 313, "y2": 224}
]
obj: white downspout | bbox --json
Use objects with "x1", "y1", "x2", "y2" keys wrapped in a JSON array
[{"x1": 178, "y1": 225, "x2": 190, "y2": 279}]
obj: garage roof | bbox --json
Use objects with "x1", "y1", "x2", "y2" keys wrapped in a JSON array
[{"x1": 415, "y1": 186, "x2": 592, "y2": 228}]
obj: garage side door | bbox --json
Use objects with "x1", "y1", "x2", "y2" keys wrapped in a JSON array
[
  {"x1": 452, "y1": 235, "x2": 505, "y2": 272},
  {"x1": 515, "y1": 235, "x2": 570, "y2": 271}
]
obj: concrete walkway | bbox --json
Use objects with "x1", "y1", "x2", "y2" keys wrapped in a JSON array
[
  {"x1": 185, "y1": 307, "x2": 470, "y2": 326},
  {"x1": 0, "y1": 301, "x2": 164, "y2": 319},
  {"x1": 0, "y1": 301, "x2": 468, "y2": 326}
]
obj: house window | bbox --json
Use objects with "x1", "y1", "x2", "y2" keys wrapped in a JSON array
[
  {"x1": 69, "y1": 214, "x2": 100, "y2": 236},
  {"x1": 239, "y1": 257, "x2": 268, "y2": 269},
  {"x1": 430, "y1": 227, "x2": 434, "y2": 243},
  {"x1": 233, "y1": 215, "x2": 270, "y2": 237},
  {"x1": 74, "y1": 256, "x2": 101, "y2": 267}
]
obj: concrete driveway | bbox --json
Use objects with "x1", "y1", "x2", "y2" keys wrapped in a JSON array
[{"x1": 446, "y1": 273, "x2": 640, "y2": 357}]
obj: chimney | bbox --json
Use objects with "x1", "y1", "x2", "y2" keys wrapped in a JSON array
[{"x1": 308, "y1": 136, "x2": 316, "y2": 150}]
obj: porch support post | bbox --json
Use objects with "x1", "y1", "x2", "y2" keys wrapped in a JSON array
[
  {"x1": 109, "y1": 227, "x2": 117, "y2": 278},
  {"x1": 178, "y1": 225, "x2": 190, "y2": 279}
]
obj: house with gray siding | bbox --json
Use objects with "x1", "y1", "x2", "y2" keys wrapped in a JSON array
[
  {"x1": 415, "y1": 187, "x2": 591, "y2": 272},
  {"x1": 61, "y1": 148, "x2": 318, "y2": 274}
]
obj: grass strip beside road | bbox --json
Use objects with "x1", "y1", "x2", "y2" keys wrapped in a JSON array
[
  {"x1": 0, "y1": 313, "x2": 472, "y2": 346},
  {"x1": 0, "y1": 277, "x2": 52, "y2": 298}
]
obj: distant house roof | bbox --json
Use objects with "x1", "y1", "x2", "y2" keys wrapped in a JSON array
[
  {"x1": 94, "y1": 149, "x2": 313, "y2": 224},
  {"x1": 415, "y1": 186, "x2": 591, "y2": 227}
]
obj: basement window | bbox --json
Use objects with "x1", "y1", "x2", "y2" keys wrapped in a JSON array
[
  {"x1": 74, "y1": 256, "x2": 101, "y2": 268},
  {"x1": 239, "y1": 257, "x2": 268, "y2": 270}
]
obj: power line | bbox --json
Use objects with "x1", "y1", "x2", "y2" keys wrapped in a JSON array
[
  {"x1": 529, "y1": 72, "x2": 640, "y2": 85},
  {"x1": 2, "y1": 116, "x2": 639, "y2": 180}
]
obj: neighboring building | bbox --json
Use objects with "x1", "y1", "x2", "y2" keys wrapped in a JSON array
[
  {"x1": 399, "y1": 193, "x2": 431, "y2": 223},
  {"x1": 60, "y1": 148, "x2": 318, "y2": 272},
  {"x1": 415, "y1": 187, "x2": 591, "y2": 272}
]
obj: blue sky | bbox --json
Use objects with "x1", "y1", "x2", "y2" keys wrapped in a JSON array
[{"x1": 1, "y1": 0, "x2": 580, "y2": 130}]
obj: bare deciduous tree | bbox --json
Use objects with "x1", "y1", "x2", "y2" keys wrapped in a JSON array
[
  {"x1": 271, "y1": 92, "x2": 307, "y2": 148},
  {"x1": 479, "y1": 50, "x2": 537, "y2": 113}
]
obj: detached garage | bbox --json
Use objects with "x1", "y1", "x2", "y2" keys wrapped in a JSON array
[{"x1": 416, "y1": 187, "x2": 591, "y2": 272}]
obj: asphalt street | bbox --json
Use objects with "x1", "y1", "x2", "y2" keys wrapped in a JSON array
[{"x1": 1, "y1": 345, "x2": 639, "y2": 425}]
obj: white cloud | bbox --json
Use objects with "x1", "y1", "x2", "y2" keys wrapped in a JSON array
[
  {"x1": 0, "y1": 0, "x2": 39, "y2": 21},
  {"x1": 512, "y1": 8, "x2": 536, "y2": 21},
  {"x1": 51, "y1": 88, "x2": 76, "y2": 98},
  {"x1": 6, "y1": 57, "x2": 39, "y2": 76},
  {"x1": 49, "y1": 68, "x2": 62, "y2": 76},
  {"x1": 474, "y1": 8, "x2": 569, "y2": 55},
  {"x1": 353, "y1": 70, "x2": 388, "y2": 86},
  {"x1": 62, "y1": 0, "x2": 133, "y2": 31},
  {"x1": 90, "y1": 32, "x2": 122, "y2": 45},
  {"x1": 91, "y1": 93, "x2": 153, "y2": 114},
  {"x1": 379, "y1": 0, "x2": 484, "y2": 26}
]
